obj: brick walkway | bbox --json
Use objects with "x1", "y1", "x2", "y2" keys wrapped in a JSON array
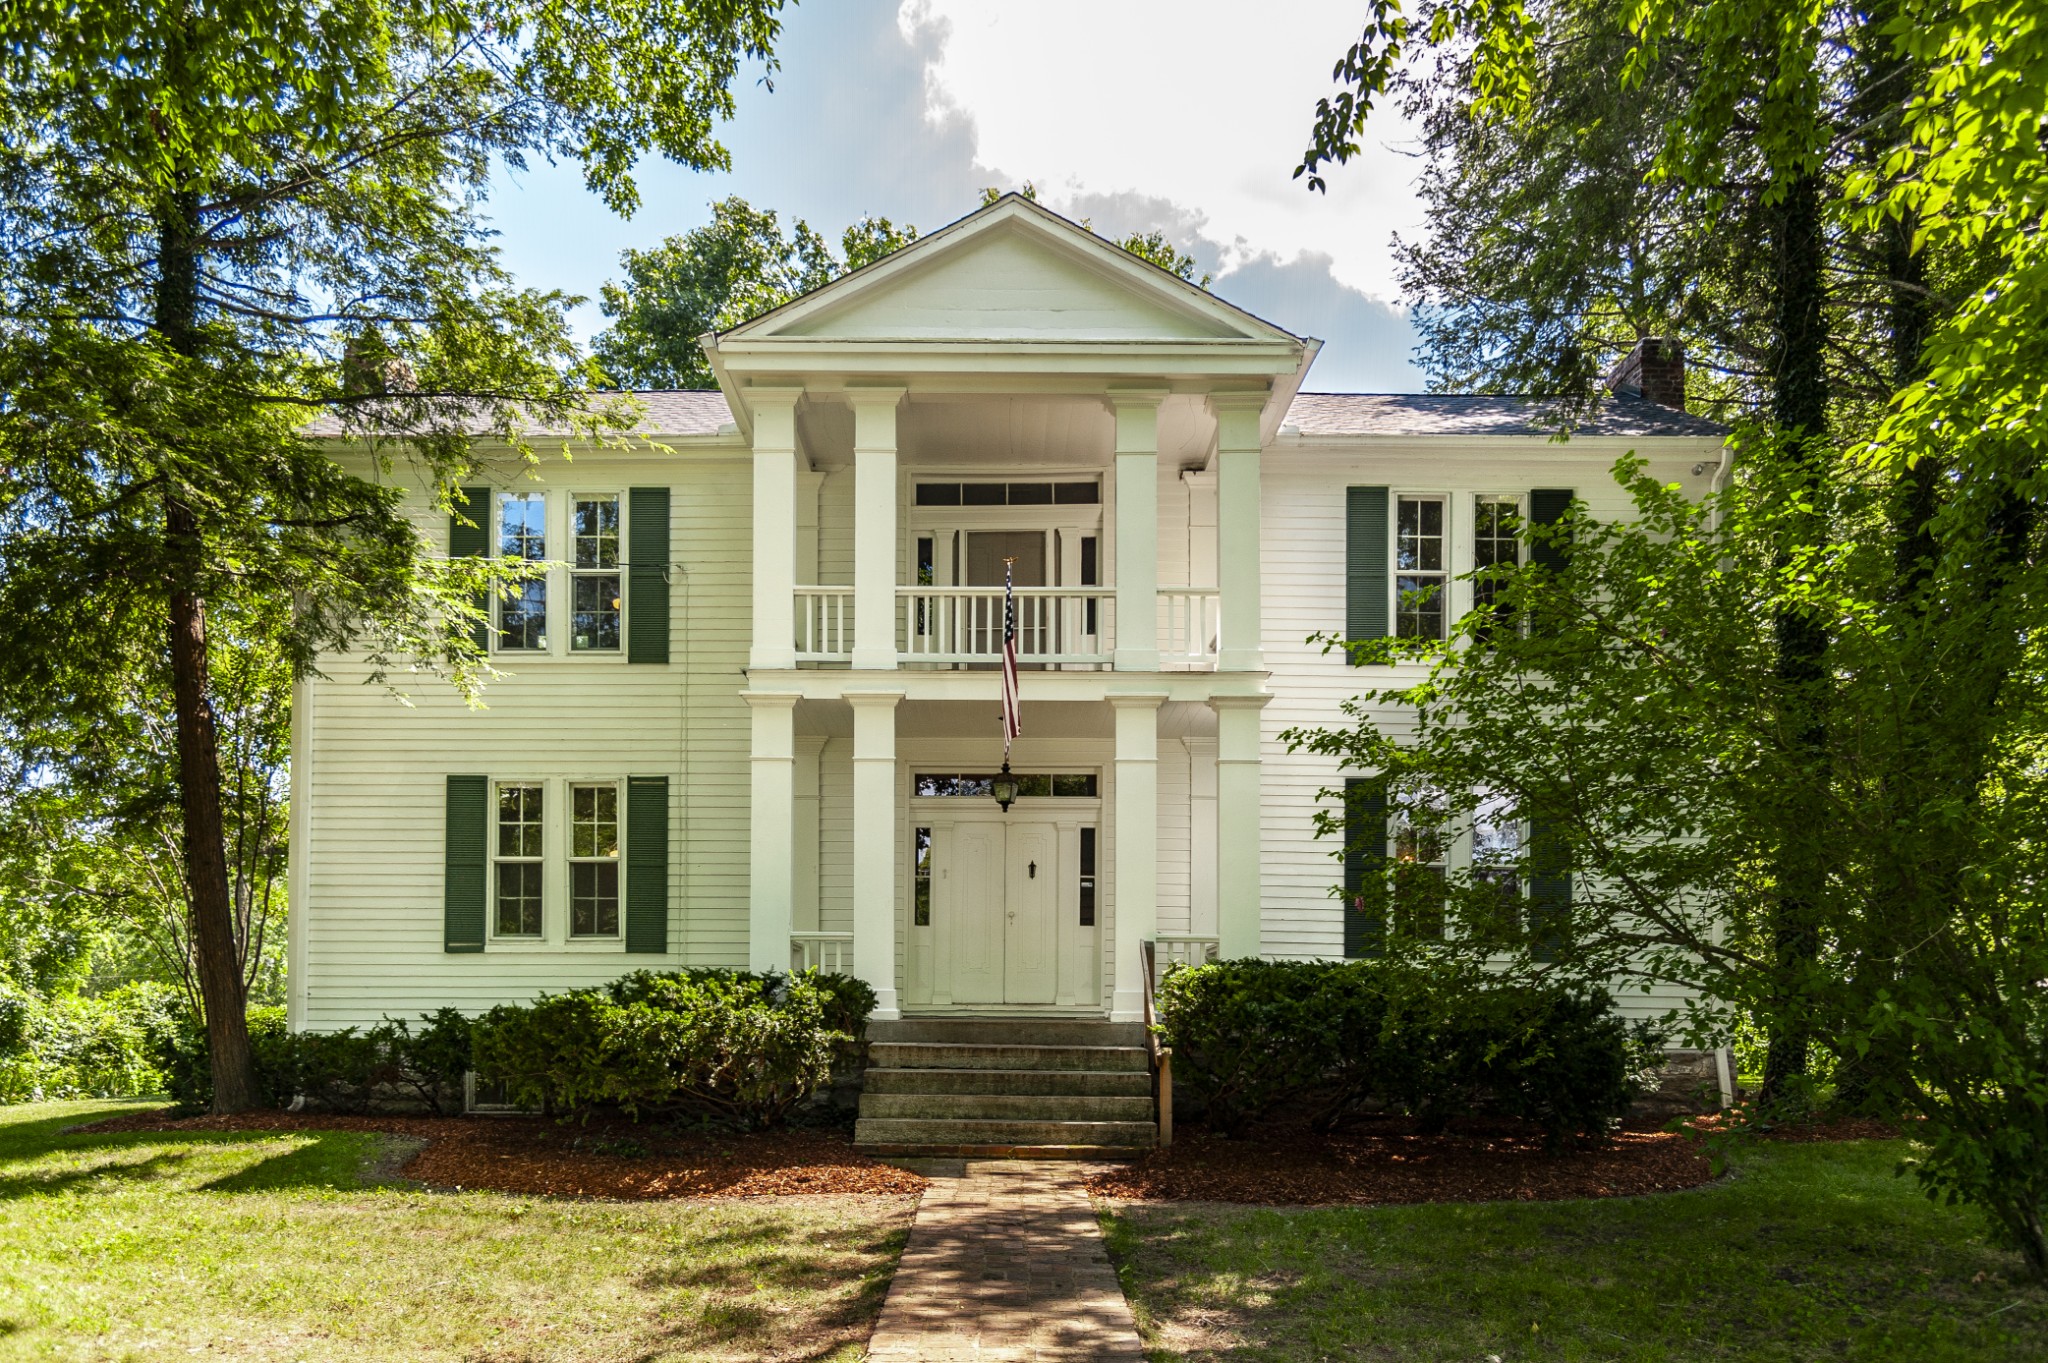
[{"x1": 867, "y1": 1160, "x2": 1146, "y2": 1362}]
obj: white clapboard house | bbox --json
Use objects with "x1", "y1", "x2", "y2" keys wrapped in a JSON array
[{"x1": 293, "y1": 196, "x2": 1727, "y2": 1144}]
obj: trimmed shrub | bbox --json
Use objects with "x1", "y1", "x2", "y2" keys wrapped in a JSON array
[
  {"x1": 155, "y1": 1006, "x2": 477, "y2": 1114},
  {"x1": 0, "y1": 982, "x2": 178, "y2": 1103},
  {"x1": 472, "y1": 968, "x2": 874, "y2": 1126},
  {"x1": 1157, "y1": 957, "x2": 1662, "y2": 1146}
]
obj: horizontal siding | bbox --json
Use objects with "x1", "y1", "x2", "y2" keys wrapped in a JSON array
[{"x1": 299, "y1": 454, "x2": 752, "y2": 1028}]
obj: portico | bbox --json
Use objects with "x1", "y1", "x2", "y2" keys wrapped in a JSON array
[{"x1": 712, "y1": 194, "x2": 1312, "y2": 1020}]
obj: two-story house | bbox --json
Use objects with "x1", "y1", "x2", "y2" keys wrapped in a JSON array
[{"x1": 290, "y1": 195, "x2": 1727, "y2": 1139}]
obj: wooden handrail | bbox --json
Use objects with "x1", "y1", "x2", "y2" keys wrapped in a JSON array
[{"x1": 1140, "y1": 938, "x2": 1172, "y2": 1149}]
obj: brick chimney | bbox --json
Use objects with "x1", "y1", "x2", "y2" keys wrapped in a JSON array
[{"x1": 1605, "y1": 337, "x2": 1686, "y2": 411}]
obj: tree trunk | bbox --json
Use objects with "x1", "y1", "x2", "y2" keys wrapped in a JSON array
[
  {"x1": 155, "y1": 189, "x2": 258, "y2": 1113},
  {"x1": 1759, "y1": 163, "x2": 1831, "y2": 1113}
]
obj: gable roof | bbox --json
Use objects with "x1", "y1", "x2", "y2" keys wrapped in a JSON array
[
  {"x1": 1285, "y1": 392, "x2": 1728, "y2": 439},
  {"x1": 712, "y1": 194, "x2": 1304, "y2": 348}
]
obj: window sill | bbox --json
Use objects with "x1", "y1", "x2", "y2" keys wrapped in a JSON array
[{"x1": 483, "y1": 939, "x2": 627, "y2": 953}]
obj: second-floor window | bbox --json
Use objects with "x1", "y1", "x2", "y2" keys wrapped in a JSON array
[
  {"x1": 498, "y1": 492, "x2": 548, "y2": 650},
  {"x1": 1395, "y1": 495, "x2": 1447, "y2": 639},
  {"x1": 571, "y1": 495, "x2": 621, "y2": 652}
]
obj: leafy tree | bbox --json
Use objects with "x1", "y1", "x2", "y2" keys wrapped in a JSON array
[
  {"x1": 592, "y1": 199, "x2": 920, "y2": 389},
  {"x1": 0, "y1": 0, "x2": 789, "y2": 1110},
  {"x1": 1295, "y1": 0, "x2": 2048, "y2": 1277}
]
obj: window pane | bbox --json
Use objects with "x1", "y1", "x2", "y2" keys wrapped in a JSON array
[
  {"x1": 913, "y1": 827, "x2": 932, "y2": 927},
  {"x1": 499, "y1": 493, "x2": 546, "y2": 560},
  {"x1": 571, "y1": 784, "x2": 618, "y2": 858},
  {"x1": 571, "y1": 574, "x2": 621, "y2": 651},
  {"x1": 498, "y1": 580, "x2": 548, "y2": 650},
  {"x1": 961, "y1": 483, "x2": 1005, "y2": 506},
  {"x1": 496, "y1": 862, "x2": 542, "y2": 936},
  {"x1": 914, "y1": 483, "x2": 961, "y2": 506},
  {"x1": 1015, "y1": 774, "x2": 1051, "y2": 798},
  {"x1": 498, "y1": 785, "x2": 542, "y2": 857},
  {"x1": 1396, "y1": 575, "x2": 1444, "y2": 639},
  {"x1": 1397, "y1": 496, "x2": 1445, "y2": 572},
  {"x1": 1052, "y1": 773, "x2": 1098, "y2": 797},
  {"x1": 573, "y1": 496, "x2": 620, "y2": 569},
  {"x1": 1007, "y1": 482, "x2": 1053, "y2": 505},
  {"x1": 571, "y1": 862, "x2": 618, "y2": 936},
  {"x1": 1079, "y1": 826, "x2": 1097, "y2": 927},
  {"x1": 1055, "y1": 482, "x2": 1100, "y2": 505}
]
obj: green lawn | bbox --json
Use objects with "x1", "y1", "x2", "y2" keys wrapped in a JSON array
[
  {"x1": 0, "y1": 1100, "x2": 915, "y2": 1362},
  {"x1": 1101, "y1": 1139, "x2": 2046, "y2": 1362}
]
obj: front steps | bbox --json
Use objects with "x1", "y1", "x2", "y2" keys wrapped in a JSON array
[{"x1": 854, "y1": 1018, "x2": 1157, "y2": 1158}]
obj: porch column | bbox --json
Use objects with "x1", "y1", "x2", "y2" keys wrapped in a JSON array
[
  {"x1": 1112, "y1": 393, "x2": 1163, "y2": 672},
  {"x1": 745, "y1": 691, "x2": 801, "y2": 971},
  {"x1": 1212, "y1": 393, "x2": 1265, "y2": 672},
  {"x1": 850, "y1": 389, "x2": 905, "y2": 670},
  {"x1": 1110, "y1": 690, "x2": 1167, "y2": 1020},
  {"x1": 1212, "y1": 694, "x2": 1271, "y2": 960},
  {"x1": 848, "y1": 689, "x2": 905, "y2": 1018},
  {"x1": 749, "y1": 388, "x2": 803, "y2": 671}
]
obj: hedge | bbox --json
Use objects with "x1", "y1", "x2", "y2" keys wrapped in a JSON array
[
  {"x1": 1155, "y1": 957, "x2": 1663, "y2": 1146},
  {"x1": 0, "y1": 982, "x2": 178, "y2": 1103},
  {"x1": 157, "y1": 1005, "x2": 474, "y2": 1115},
  {"x1": 471, "y1": 968, "x2": 874, "y2": 1126}
]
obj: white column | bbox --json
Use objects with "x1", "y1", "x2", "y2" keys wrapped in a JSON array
[
  {"x1": 745, "y1": 691, "x2": 800, "y2": 971},
  {"x1": 848, "y1": 690, "x2": 905, "y2": 1018},
  {"x1": 1212, "y1": 693, "x2": 1270, "y2": 960},
  {"x1": 850, "y1": 389, "x2": 905, "y2": 670},
  {"x1": 793, "y1": 736, "x2": 825, "y2": 933},
  {"x1": 749, "y1": 388, "x2": 802, "y2": 671},
  {"x1": 1110, "y1": 690, "x2": 1166, "y2": 1020},
  {"x1": 1183, "y1": 736, "x2": 1218, "y2": 939},
  {"x1": 1112, "y1": 394, "x2": 1163, "y2": 672},
  {"x1": 1212, "y1": 394, "x2": 1265, "y2": 672}
]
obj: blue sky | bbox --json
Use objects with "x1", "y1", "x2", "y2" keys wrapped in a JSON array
[{"x1": 485, "y1": 0, "x2": 1426, "y2": 391}]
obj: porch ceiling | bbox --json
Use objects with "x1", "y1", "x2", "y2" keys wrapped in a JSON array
[
  {"x1": 795, "y1": 391, "x2": 1216, "y2": 471},
  {"x1": 790, "y1": 697, "x2": 1218, "y2": 741}
]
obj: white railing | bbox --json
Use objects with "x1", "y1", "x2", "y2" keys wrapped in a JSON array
[
  {"x1": 898, "y1": 586, "x2": 1115, "y2": 666},
  {"x1": 791, "y1": 931, "x2": 854, "y2": 972},
  {"x1": 1153, "y1": 934, "x2": 1220, "y2": 982},
  {"x1": 1157, "y1": 588, "x2": 1220, "y2": 667},
  {"x1": 794, "y1": 587, "x2": 853, "y2": 661}
]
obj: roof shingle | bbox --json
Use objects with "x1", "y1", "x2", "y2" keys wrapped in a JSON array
[{"x1": 1284, "y1": 391, "x2": 1727, "y2": 439}]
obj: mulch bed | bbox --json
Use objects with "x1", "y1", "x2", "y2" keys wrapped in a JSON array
[
  {"x1": 74, "y1": 1109, "x2": 929, "y2": 1200},
  {"x1": 1684, "y1": 1108, "x2": 1903, "y2": 1143},
  {"x1": 1086, "y1": 1116, "x2": 1717, "y2": 1206}
]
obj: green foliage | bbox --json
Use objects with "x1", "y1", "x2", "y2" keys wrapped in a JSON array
[
  {"x1": 472, "y1": 969, "x2": 873, "y2": 1126},
  {"x1": 1156, "y1": 958, "x2": 1660, "y2": 1146},
  {"x1": 593, "y1": 198, "x2": 920, "y2": 388},
  {"x1": 1114, "y1": 230, "x2": 1210, "y2": 286},
  {"x1": 0, "y1": 982, "x2": 177, "y2": 1103},
  {"x1": 155, "y1": 1005, "x2": 479, "y2": 1115}
]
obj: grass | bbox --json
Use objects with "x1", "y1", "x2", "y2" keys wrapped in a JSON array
[
  {"x1": 1100, "y1": 1138, "x2": 2046, "y2": 1362},
  {"x1": 0, "y1": 1100, "x2": 916, "y2": 1362}
]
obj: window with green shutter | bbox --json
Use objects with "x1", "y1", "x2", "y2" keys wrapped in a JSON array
[
  {"x1": 443, "y1": 774, "x2": 488, "y2": 953},
  {"x1": 1342, "y1": 777, "x2": 1389, "y2": 958},
  {"x1": 628, "y1": 487, "x2": 670, "y2": 664},
  {"x1": 1345, "y1": 486, "x2": 1390, "y2": 659},
  {"x1": 625, "y1": 775, "x2": 669, "y2": 953},
  {"x1": 1528, "y1": 816, "x2": 1572, "y2": 961}
]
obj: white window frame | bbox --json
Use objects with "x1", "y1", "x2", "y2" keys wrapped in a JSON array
[
  {"x1": 491, "y1": 780, "x2": 546, "y2": 940},
  {"x1": 568, "y1": 491, "x2": 625, "y2": 654},
  {"x1": 567, "y1": 780, "x2": 623, "y2": 939},
  {"x1": 1391, "y1": 492, "x2": 1452, "y2": 640},
  {"x1": 1471, "y1": 493, "x2": 1524, "y2": 627},
  {"x1": 493, "y1": 491, "x2": 550, "y2": 653}
]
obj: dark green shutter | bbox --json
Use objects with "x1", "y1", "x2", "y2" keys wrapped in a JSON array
[
  {"x1": 1528, "y1": 488, "x2": 1574, "y2": 573},
  {"x1": 444, "y1": 775, "x2": 487, "y2": 953},
  {"x1": 451, "y1": 486, "x2": 491, "y2": 652},
  {"x1": 627, "y1": 487, "x2": 671, "y2": 664},
  {"x1": 625, "y1": 775, "x2": 669, "y2": 953},
  {"x1": 1528, "y1": 817, "x2": 1572, "y2": 962},
  {"x1": 1346, "y1": 486, "x2": 1390, "y2": 658},
  {"x1": 1342, "y1": 778, "x2": 1389, "y2": 958}
]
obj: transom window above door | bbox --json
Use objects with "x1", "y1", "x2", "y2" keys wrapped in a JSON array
[
  {"x1": 913, "y1": 772, "x2": 1099, "y2": 797},
  {"x1": 915, "y1": 481, "x2": 1099, "y2": 506}
]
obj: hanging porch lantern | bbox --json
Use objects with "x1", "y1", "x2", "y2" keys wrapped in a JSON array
[{"x1": 992, "y1": 761, "x2": 1020, "y2": 813}]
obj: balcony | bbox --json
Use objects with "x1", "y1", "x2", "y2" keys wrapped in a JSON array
[{"x1": 792, "y1": 585, "x2": 1219, "y2": 668}]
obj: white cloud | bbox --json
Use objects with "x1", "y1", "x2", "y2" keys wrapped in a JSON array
[{"x1": 901, "y1": 0, "x2": 1425, "y2": 302}]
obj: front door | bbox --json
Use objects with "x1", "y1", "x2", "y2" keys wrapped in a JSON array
[{"x1": 940, "y1": 818, "x2": 1060, "y2": 1005}]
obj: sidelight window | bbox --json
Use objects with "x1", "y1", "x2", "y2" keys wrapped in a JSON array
[
  {"x1": 912, "y1": 827, "x2": 932, "y2": 927},
  {"x1": 1079, "y1": 827, "x2": 1097, "y2": 927}
]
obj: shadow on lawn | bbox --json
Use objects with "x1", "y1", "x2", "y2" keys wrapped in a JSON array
[{"x1": 0, "y1": 1104, "x2": 387, "y2": 1199}]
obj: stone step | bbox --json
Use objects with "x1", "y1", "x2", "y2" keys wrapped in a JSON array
[
  {"x1": 864, "y1": 1066, "x2": 1153, "y2": 1097},
  {"x1": 859, "y1": 1092, "x2": 1155, "y2": 1122},
  {"x1": 867, "y1": 1018, "x2": 1147, "y2": 1048},
  {"x1": 868, "y1": 1042, "x2": 1150, "y2": 1073},
  {"x1": 854, "y1": 1116, "x2": 1158, "y2": 1149}
]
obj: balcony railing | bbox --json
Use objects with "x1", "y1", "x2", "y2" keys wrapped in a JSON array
[
  {"x1": 791, "y1": 931, "x2": 854, "y2": 972},
  {"x1": 788, "y1": 585, "x2": 1222, "y2": 669},
  {"x1": 1157, "y1": 588, "x2": 1219, "y2": 668},
  {"x1": 794, "y1": 587, "x2": 853, "y2": 661},
  {"x1": 899, "y1": 586, "x2": 1115, "y2": 666}
]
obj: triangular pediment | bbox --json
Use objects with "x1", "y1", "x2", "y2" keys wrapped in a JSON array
[{"x1": 720, "y1": 196, "x2": 1299, "y2": 347}]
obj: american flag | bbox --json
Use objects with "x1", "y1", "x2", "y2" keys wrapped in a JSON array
[{"x1": 1000, "y1": 557, "x2": 1021, "y2": 753}]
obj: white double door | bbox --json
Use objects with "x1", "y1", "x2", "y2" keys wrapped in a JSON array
[{"x1": 943, "y1": 818, "x2": 1059, "y2": 1005}]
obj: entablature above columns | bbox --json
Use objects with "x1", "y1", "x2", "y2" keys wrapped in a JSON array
[{"x1": 742, "y1": 669, "x2": 1271, "y2": 707}]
